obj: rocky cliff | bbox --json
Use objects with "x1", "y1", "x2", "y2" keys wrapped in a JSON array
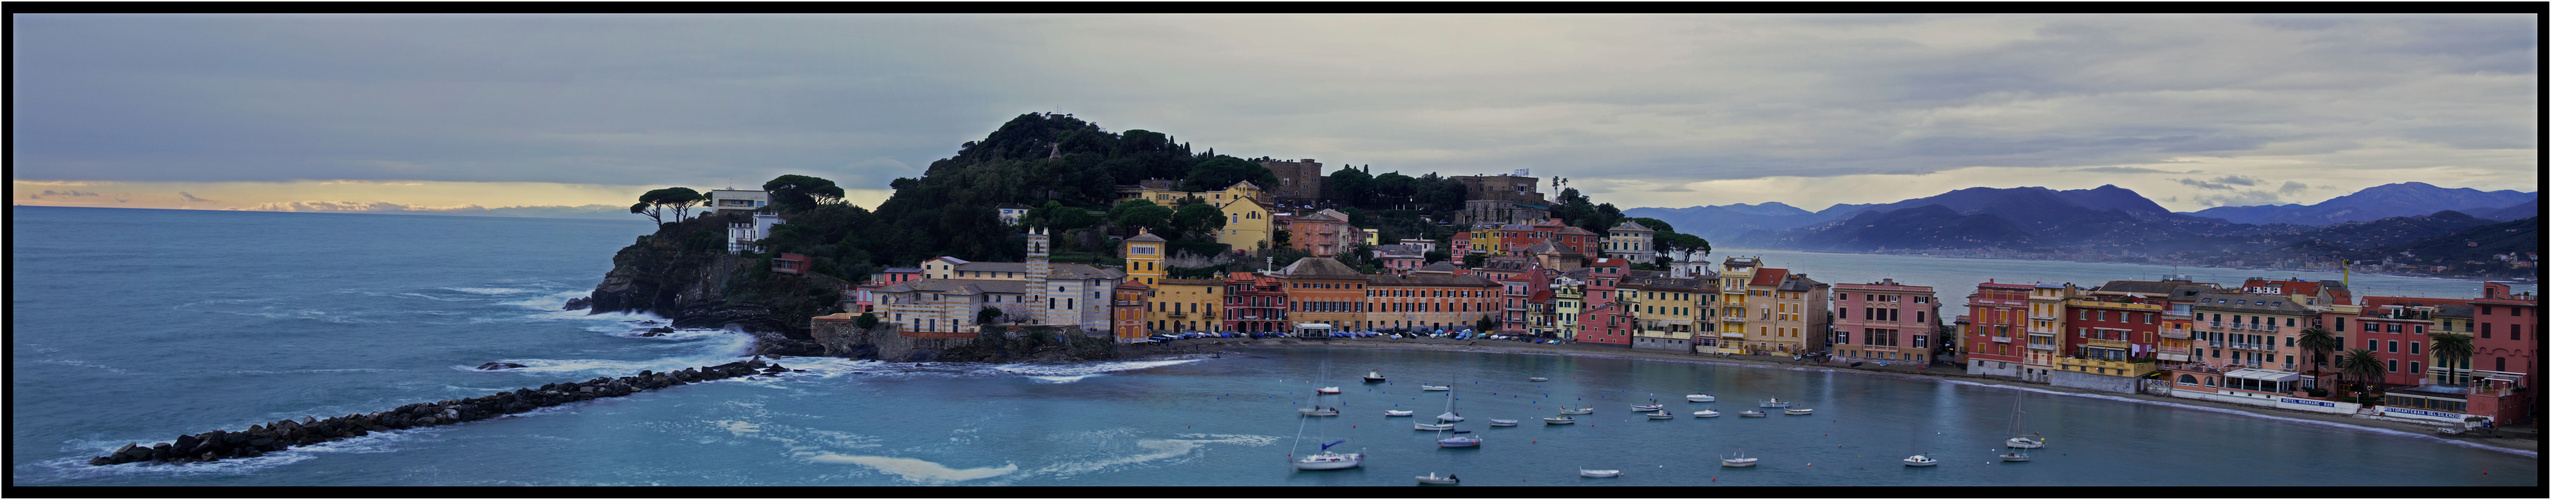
[{"x1": 583, "y1": 217, "x2": 843, "y2": 355}]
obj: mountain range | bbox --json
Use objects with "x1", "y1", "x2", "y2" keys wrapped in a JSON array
[{"x1": 1623, "y1": 182, "x2": 2537, "y2": 277}]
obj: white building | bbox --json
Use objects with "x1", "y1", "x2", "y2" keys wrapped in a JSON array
[
  {"x1": 870, "y1": 228, "x2": 1128, "y2": 334},
  {"x1": 707, "y1": 189, "x2": 770, "y2": 213},
  {"x1": 728, "y1": 212, "x2": 784, "y2": 254}
]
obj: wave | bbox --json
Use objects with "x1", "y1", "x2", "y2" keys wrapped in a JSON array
[
  {"x1": 1029, "y1": 375, "x2": 1097, "y2": 384},
  {"x1": 395, "y1": 292, "x2": 469, "y2": 302},
  {"x1": 988, "y1": 359, "x2": 1205, "y2": 377},
  {"x1": 462, "y1": 333, "x2": 756, "y2": 376},
  {"x1": 34, "y1": 358, "x2": 132, "y2": 375},
  {"x1": 1030, "y1": 431, "x2": 1278, "y2": 479},
  {"x1": 443, "y1": 287, "x2": 533, "y2": 295},
  {"x1": 801, "y1": 453, "x2": 1017, "y2": 484},
  {"x1": 500, "y1": 290, "x2": 595, "y2": 312}
]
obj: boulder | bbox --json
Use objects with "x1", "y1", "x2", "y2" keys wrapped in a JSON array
[
  {"x1": 477, "y1": 362, "x2": 527, "y2": 370},
  {"x1": 563, "y1": 297, "x2": 593, "y2": 310}
]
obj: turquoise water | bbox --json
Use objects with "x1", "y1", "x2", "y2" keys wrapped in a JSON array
[{"x1": 9, "y1": 206, "x2": 2537, "y2": 486}]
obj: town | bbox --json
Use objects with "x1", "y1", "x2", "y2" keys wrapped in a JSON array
[{"x1": 689, "y1": 165, "x2": 2538, "y2": 434}]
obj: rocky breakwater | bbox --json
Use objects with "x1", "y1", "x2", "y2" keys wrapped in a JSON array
[{"x1": 87, "y1": 359, "x2": 795, "y2": 467}]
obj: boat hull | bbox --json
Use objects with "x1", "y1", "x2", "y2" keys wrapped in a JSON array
[
  {"x1": 1436, "y1": 438, "x2": 1480, "y2": 448},
  {"x1": 1784, "y1": 409, "x2": 1814, "y2": 415},
  {"x1": 1999, "y1": 454, "x2": 2031, "y2": 462},
  {"x1": 1686, "y1": 395, "x2": 1715, "y2": 402},
  {"x1": 1416, "y1": 423, "x2": 1454, "y2": 431},
  {"x1": 1694, "y1": 411, "x2": 1719, "y2": 418},
  {"x1": 1738, "y1": 411, "x2": 1767, "y2": 418},
  {"x1": 1415, "y1": 476, "x2": 1458, "y2": 485},
  {"x1": 2006, "y1": 438, "x2": 2043, "y2": 449},
  {"x1": 1543, "y1": 418, "x2": 1575, "y2": 425},
  {"x1": 1721, "y1": 460, "x2": 1757, "y2": 468},
  {"x1": 1292, "y1": 453, "x2": 1364, "y2": 470},
  {"x1": 1579, "y1": 470, "x2": 1620, "y2": 478},
  {"x1": 1488, "y1": 420, "x2": 1518, "y2": 427}
]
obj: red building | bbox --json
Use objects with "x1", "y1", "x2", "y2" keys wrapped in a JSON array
[
  {"x1": 1584, "y1": 258, "x2": 1628, "y2": 307},
  {"x1": 1577, "y1": 301, "x2": 1633, "y2": 347},
  {"x1": 2066, "y1": 295, "x2": 2165, "y2": 362},
  {"x1": 1500, "y1": 266, "x2": 1550, "y2": 336},
  {"x1": 1963, "y1": 281, "x2": 2036, "y2": 378},
  {"x1": 1553, "y1": 224, "x2": 1600, "y2": 256},
  {"x1": 1221, "y1": 272, "x2": 1289, "y2": 333},
  {"x1": 771, "y1": 253, "x2": 811, "y2": 275},
  {"x1": 1449, "y1": 232, "x2": 1473, "y2": 256},
  {"x1": 2468, "y1": 282, "x2": 2539, "y2": 390},
  {"x1": 1111, "y1": 281, "x2": 1152, "y2": 342},
  {"x1": 2355, "y1": 296, "x2": 2455, "y2": 388}
]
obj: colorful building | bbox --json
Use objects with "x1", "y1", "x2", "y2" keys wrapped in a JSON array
[
  {"x1": 1602, "y1": 220, "x2": 1656, "y2": 264},
  {"x1": 1280, "y1": 257, "x2": 1369, "y2": 332},
  {"x1": 1281, "y1": 211, "x2": 1356, "y2": 257},
  {"x1": 1759, "y1": 271, "x2": 1831, "y2": 356},
  {"x1": 2188, "y1": 292, "x2": 2314, "y2": 393},
  {"x1": 2467, "y1": 282, "x2": 2538, "y2": 391},
  {"x1": 1964, "y1": 281, "x2": 2035, "y2": 378},
  {"x1": 1577, "y1": 301, "x2": 1633, "y2": 347},
  {"x1": 2354, "y1": 296, "x2": 2448, "y2": 388},
  {"x1": 1365, "y1": 272, "x2": 1500, "y2": 332},
  {"x1": 1833, "y1": 279, "x2": 1940, "y2": 364},
  {"x1": 1222, "y1": 272, "x2": 1288, "y2": 333},
  {"x1": 1148, "y1": 278, "x2": 1223, "y2": 334},
  {"x1": 1111, "y1": 281, "x2": 1153, "y2": 342},
  {"x1": 1625, "y1": 276, "x2": 1707, "y2": 354},
  {"x1": 1123, "y1": 231, "x2": 1167, "y2": 287},
  {"x1": 2019, "y1": 283, "x2": 2076, "y2": 383},
  {"x1": 2055, "y1": 294, "x2": 2165, "y2": 390},
  {"x1": 1714, "y1": 257, "x2": 1762, "y2": 355}
]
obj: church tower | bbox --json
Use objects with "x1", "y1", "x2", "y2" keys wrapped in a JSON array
[{"x1": 1025, "y1": 227, "x2": 1053, "y2": 325}]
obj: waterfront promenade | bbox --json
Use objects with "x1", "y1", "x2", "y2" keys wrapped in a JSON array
[{"x1": 1135, "y1": 336, "x2": 2541, "y2": 455}]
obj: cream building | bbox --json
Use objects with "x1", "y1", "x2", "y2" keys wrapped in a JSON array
[{"x1": 874, "y1": 228, "x2": 1127, "y2": 334}]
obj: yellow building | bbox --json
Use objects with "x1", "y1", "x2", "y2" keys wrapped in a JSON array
[
  {"x1": 2021, "y1": 283, "x2": 2076, "y2": 383},
  {"x1": 1758, "y1": 271, "x2": 1831, "y2": 355},
  {"x1": 1627, "y1": 276, "x2": 1707, "y2": 353},
  {"x1": 1469, "y1": 228, "x2": 1502, "y2": 256},
  {"x1": 1124, "y1": 231, "x2": 1167, "y2": 287},
  {"x1": 1716, "y1": 257, "x2": 1759, "y2": 355},
  {"x1": 1148, "y1": 278, "x2": 1223, "y2": 333},
  {"x1": 1217, "y1": 196, "x2": 1273, "y2": 253}
]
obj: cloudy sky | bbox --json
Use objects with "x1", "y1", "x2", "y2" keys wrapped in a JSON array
[{"x1": 11, "y1": 13, "x2": 2537, "y2": 216}]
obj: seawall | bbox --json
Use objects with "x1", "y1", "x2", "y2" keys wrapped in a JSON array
[{"x1": 87, "y1": 358, "x2": 794, "y2": 467}]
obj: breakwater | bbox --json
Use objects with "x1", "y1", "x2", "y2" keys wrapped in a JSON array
[{"x1": 86, "y1": 358, "x2": 794, "y2": 466}]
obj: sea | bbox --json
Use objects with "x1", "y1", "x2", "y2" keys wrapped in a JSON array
[{"x1": 9, "y1": 206, "x2": 2538, "y2": 487}]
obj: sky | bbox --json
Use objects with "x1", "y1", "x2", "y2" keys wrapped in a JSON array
[{"x1": 11, "y1": 13, "x2": 2539, "y2": 217}]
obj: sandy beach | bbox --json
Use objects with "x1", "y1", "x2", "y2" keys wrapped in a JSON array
[{"x1": 1140, "y1": 336, "x2": 2541, "y2": 456}]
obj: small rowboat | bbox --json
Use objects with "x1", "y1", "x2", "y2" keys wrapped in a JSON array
[
  {"x1": 2000, "y1": 451, "x2": 2031, "y2": 462},
  {"x1": 1363, "y1": 370, "x2": 1386, "y2": 383},
  {"x1": 1528, "y1": 377, "x2": 1549, "y2": 382},
  {"x1": 1631, "y1": 404, "x2": 1664, "y2": 412},
  {"x1": 1693, "y1": 409, "x2": 1720, "y2": 418},
  {"x1": 1558, "y1": 406, "x2": 1593, "y2": 415},
  {"x1": 1686, "y1": 393, "x2": 1716, "y2": 403},
  {"x1": 1647, "y1": 410, "x2": 1673, "y2": 420},
  {"x1": 1721, "y1": 451, "x2": 1757, "y2": 468},
  {"x1": 1544, "y1": 416, "x2": 1576, "y2": 425},
  {"x1": 1384, "y1": 410, "x2": 1414, "y2": 417},
  {"x1": 1420, "y1": 384, "x2": 1451, "y2": 391},
  {"x1": 1315, "y1": 387, "x2": 1341, "y2": 395},
  {"x1": 1738, "y1": 410, "x2": 1767, "y2": 418},
  {"x1": 1784, "y1": 408, "x2": 1814, "y2": 416},
  {"x1": 1298, "y1": 407, "x2": 1339, "y2": 417},
  {"x1": 1416, "y1": 422, "x2": 1454, "y2": 431},
  {"x1": 1760, "y1": 398, "x2": 1793, "y2": 408},
  {"x1": 1487, "y1": 419, "x2": 1519, "y2": 427},
  {"x1": 1904, "y1": 454, "x2": 1938, "y2": 467},
  {"x1": 1416, "y1": 472, "x2": 1459, "y2": 485},
  {"x1": 1579, "y1": 469, "x2": 1621, "y2": 478}
]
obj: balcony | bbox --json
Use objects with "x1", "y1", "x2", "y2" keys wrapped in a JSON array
[
  {"x1": 2027, "y1": 342, "x2": 2057, "y2": 351},
  {"x1": 2159, "y1": 329, "x2": 2191, "y2": 339},
  {"x1": 2056, "y1": 358, "x2": 2157, "y2": 377},
  {"x1": 1719, "y1": 332, "x2": 1745, "y2": 339},
  {"x1": 2085, "y1": 339, "x2": 2129, "y2": 349},
  {"x1": 2206, "y1": 340, "x2": 2223, "y2": 348},
  {"x1": 1990, "y1": 336, "x2": 2012, "y2": 344},
  {"x1": 2157, "y1": 353, "x2": 2190, "y2": 362}
]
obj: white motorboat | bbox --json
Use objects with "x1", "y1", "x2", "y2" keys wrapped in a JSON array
[
  {"x1": 1558, "y1": 406, "x2": 1593, "y2": 415},
  {"x1": 1383, "y1": 410, "x2": 1414, "y2": 417},
  {"x1": 1999, "y1": 451, "x2": 2031, "y2": 462},
  {"x1": 1760, "y1": 398, "x2": 1792, "y2": 408},
  {"x1": 1904, "y1": 454, "x2": 1938, "y2": 467},
  {"x1": 1686, "y1": 393, "x2": 1716, "y2": 403},
  {"x1": 1647, "y1": 410, "x2": 1673, "y2": 420},
  {"x1": 1544, "y1": 416, "x2": 1576, "y2": 425},
  {"x1": 1693, "y1": 409, "x2": 1720, "y2": 418},
  {"x1": 1579, "y1": 469, "x2": 1621, "y2": 478},
  {"x1": 1528, "y1": 377, "x2": 1549, "y2": 382},
  {"x1": 1738, "y1": 410, "x2": 1767, "y2": 418},
  {"x1": 1297, "y1": 406, "x2": 1338, "y2": 417},
  {"x1": 1416, "y1": 422, "x2": 1454, "y2": 431},
  {"x1": 1487, "y1": 419, "x2": 1519, "y2": 427},
  {"x1": 1363, "y1": 370, "x2": 1386, "y2": 383},
  {"x1": 1631, "y1": 404, "x2": 1663, "y2": 412},
  {"x1": 1415, "y1": 472, "x2": 1459, "y2": 485},
  {"x1": 1315, "y1": 386, "x2": 1341, "y2": 395},
  {"x1": 1721, "y1": 451, "x2": 1757, "y2": 468},
  {"x1": 1784, "y1": 408, "x2": 1814, "y2": 416},
  {"x1": 1420, "y1": 384, "x2": 1451, "y2": 391},
  {"x1": 1435, "y1": 429, "x2": 1480, "y2": 448}
]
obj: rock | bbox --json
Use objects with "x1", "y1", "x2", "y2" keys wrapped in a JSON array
[
  {"x1": 248, "y1": 438, "x2": 275, "y2": 447},
  {"x1": 563, "y1": 297, "x2": 593, "y2": 310},
  {"x1": 477, "y1": 362, "x2": 527, "y2": 370},
  {"x1": 174, "y1": 434, "x2": 200, "y2": 452}
]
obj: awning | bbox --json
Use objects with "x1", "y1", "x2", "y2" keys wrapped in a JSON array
[{"x1": 2224, "y1": 368, "x2": 2300, "y2": 382}]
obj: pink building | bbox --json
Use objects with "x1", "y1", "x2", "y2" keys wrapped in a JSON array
[{"x1": 1832, "y1": 278, "x2": 1940, "y2": 364}]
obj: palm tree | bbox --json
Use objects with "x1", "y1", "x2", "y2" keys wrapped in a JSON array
[
  {"x1": 2295, "y1": 327, "x2": 2340, "y2": 394},
  {"x1": 2430, "y1": 332, "x2": 2475, "y2": 387},
  {"x1": 2339, "y1": 349, "x2": 2385, "y2": 402}
]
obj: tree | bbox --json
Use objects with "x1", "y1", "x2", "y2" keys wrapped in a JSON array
[
  {"x1": 1628, "y1": 217, "x2": 1675, "y2": 235},
  {"x1": 1109, "y1": 199, "x2": 1174, "y2": 235},
  {"x1": 1182, "y1": 155, "x2": 1279, "y2": 193},
  {"x1": 1273, "y1": 228, "x2": 1292, "y2": 249},
  {"x1": 2339, "y1": 348, "x2": 2385, "y2": 401},
  {"x1": 1476, "y1": 316, "x2": 1499, "y2": 333},
  {"x1": 2295, "y1": 327, "x2": 2339, "y2": 391},
  {"x1": 764, "y1": 174, "x2": 846, "y2": 212},
  {"x1": 1171, "y1": 202, "x2": 1227, "y2": 241},
  {"x1": 2431, "y1": 332, "x2": 2475, "y2": 387},
  {"x1": 855, "y1": 312, "x2": 881, "y2": 329},
  {"x1": 977, "y1": 306, "x2": 1006, "y2": 327},
  {"x1": 1329, "y1": 167, "x2": 1375, "y2": 207},
  {"x1": 638, "y1": 187, "x2": 706, "y2": 222},
  {"x1": 630, "y1": 201, "x2": 662, "y2": 227},
  {"x1": 1657, "y1": 232, "x2": 1710, "y2": 263},
  {"x1": 1374, "y1": 172, "x2": 1418, "y2": 207}
]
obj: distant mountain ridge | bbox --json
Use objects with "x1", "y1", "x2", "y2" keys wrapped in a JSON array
[{"x1": 2186, "y1": 182, "x2": 2536, "y2": 226}]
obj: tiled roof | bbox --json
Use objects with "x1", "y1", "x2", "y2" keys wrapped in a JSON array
[
  {"x1": 1281, "y1": 257, "x2": 1365, "y2": 278},
  {"x1": 1127, "y1": 232, "x2": 1167, "y2": 243},
  {"x1": 1750, "y1": 268, "x2": 1789, "y2": 287},
  {"x1": 1613, "y1": 220, "x2": 1650, "y2": 231},
  {"x1": 875, "y1": 279, "x2": 1032, "y2": 295},
  {"x1": 2190, "y1": 293, "x2": 2311, "y2": 314},
  {"x1": 1777, "y1": 274, "x2": 1825, "y2": 292},
  {"x1": 1367, "y1": 274, "x2": 1498, "y2": 287}
]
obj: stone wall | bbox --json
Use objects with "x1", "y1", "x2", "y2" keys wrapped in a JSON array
[
  {"x1": 1966, "y1": 359, "x2": 2023, "y2": 378},
  {"x1": 810, "y1": 319, "x2": 977, "y2": 362},
  {"x1": 2047, "y1": 370, "x2": 2140, "y2": 394}
]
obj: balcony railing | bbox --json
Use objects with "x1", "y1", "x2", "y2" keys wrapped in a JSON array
[
  {"x1": 1990, "y1": 336, "x2": 2012, "y2": 343},
  {"x1": 2207, "y1": 340, "x2": 2223, "y2": 348},
  {"x1": 2027, "y1": 343, "x2": 2057, "y2": 351},
  {"x1": 2160, "y1": 329, "x2": 2191, "y2": 339}
]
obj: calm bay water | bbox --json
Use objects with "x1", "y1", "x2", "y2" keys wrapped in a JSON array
[
  {"x1": 9, "y1": 206, "x2": 2536, "y2": 486},
  {"x1": 1711, "y1": 248, "x2": 2534, "y2": 314}
]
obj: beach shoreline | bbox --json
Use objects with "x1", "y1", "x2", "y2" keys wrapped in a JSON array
[{"x1": 1147, "y1": 336, "x2": 2541, "y2": 457}]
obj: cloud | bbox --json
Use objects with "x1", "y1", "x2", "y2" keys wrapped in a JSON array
[
  {"x1": 2071, "y1": 166, "x2": 2180, "y2": 174},
  {"x1": 2278, "y1": 181, "x2": 2308, "y2": 194},
  {"x1": 2174, "y1": 175, "x2": 2267, "y2": 190},
  {"x1": 178, "y1": 191, "x2": 215, "y2": 203},
  {"x1": 30, "y1": 190, "x2": 102, "y2": 199},
  {"x1": 2193, "y1": 190, "x2": 2286, "y2": 207}
]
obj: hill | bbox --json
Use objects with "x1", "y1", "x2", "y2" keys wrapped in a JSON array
[{"x1": 2186, "y1": 182, "x2": 2535, "y2": 226}]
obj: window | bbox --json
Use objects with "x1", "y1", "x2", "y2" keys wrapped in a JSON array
[
  {"x1": 2481, "y1": 323, "x2": 2492, "y2": 338},
  {"x1": 2514, "y1": 325, "x2": 2524, "y2": 341},
  {"x1": 2410, "y1": 361, "x2": 2422, "y2": 375},
  {"x1": 2387, "y1": 359, "x2": 2398, "y2": 373},
  {"x1": 2410, "y1": 342, "x2": 2422, "y2": 355}
]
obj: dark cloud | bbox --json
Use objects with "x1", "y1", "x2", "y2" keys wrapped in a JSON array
[
  {"x1": 2194, "y1": 190, "x2": 2285, "y2": 207},
  {"x1": 179, "y1": 191, "x2": 214, "y2": 203},
  {"x1": 2278, "y1": 181, "x2": 2308, "y2": 195},
  {"x1": 2073, "y1": 166, "x2": 2179, "y2": 174}
]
